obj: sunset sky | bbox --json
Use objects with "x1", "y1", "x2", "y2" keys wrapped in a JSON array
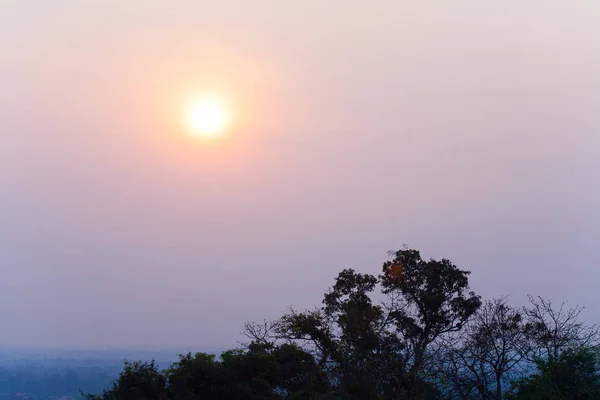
[{"x1": 1, "y1": 0, "x2": 600, "y2": 350}]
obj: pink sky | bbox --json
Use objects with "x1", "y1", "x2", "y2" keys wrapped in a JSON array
[{"x1": 1, "y1": 0, "x2": 600, "y2": 349}]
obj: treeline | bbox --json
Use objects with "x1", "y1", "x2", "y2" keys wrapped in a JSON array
[{"x1": 87, "y1": 248, "x2": 600, "y2": 400}]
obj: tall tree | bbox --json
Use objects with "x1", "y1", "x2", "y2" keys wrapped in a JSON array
[
  {"x1": 441, "y1": 298, "x2": 527, "y2": 400},
  {"x1": 273, "y1": 269, "x2": 386, "y2": 399},
  {"x1": 247, "y1": 247, "x2": 480, "y2": 400},
  {"x1": 380, "y1": 248, "x2": 481, "y2": 398}
]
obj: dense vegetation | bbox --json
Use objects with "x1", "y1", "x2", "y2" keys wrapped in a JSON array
[{"x1": 85, "y1": 248, "x2": 600, "y2": 399}]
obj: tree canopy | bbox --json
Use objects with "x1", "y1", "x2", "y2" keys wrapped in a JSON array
[{"x1": 85, "y1": 247, "x2": 599, "y2": 400}]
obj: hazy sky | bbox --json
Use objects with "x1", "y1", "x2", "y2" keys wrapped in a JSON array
[{"x1": 2, "y1": 0, "x2": 600, "y2": 350}]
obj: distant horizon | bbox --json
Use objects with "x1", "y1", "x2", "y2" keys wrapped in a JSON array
[{"x1": 0, "y1": 346, "x2": 227, "y2": 360}]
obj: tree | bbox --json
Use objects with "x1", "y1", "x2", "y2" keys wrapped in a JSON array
[
  {"x1": 269, "y1": 343, "x2": 331, "y2": 397},
  {"x1": 85, "y1": 361, "x2": 167, "y2": 400},
  {"x1": 247, "y1": 247, "x2": 480, "y2": 400},
  {"x1": 272, "y1": 269, "x2": 386, "y2": 399},
  {"x1": 523, "y1": 295, "x2": 600, "y2": 365},
  {"x1": 84, "y1": 247, "x2": 600, "y2": 400},
  {"x1": 440, "y1": 298, "x2": 527, "y2": 400},
  {"x1": 380, "y1": 248, "x2": 482, "y2": 398},
  {"x1": 503, "y1": 297, "x2": 600, "y2": 400},
  {"x1": 165, "y1": 345, "x2": 329, "y2": 400},
  {"x1": 512, "y1": 347, "x2": 600, "y2": 400},
  {"x1": 166, "y1": 352, "x2": 231, "y2": 400}
]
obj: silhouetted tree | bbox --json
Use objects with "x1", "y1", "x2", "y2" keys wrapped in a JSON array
[
  {"x1": 269, "y1": 343, "x2": 331, "y2": 397},
  {"x1": 511, "y1": 347, "x2": 600, "y2": 400},
  {"x1": 166, "y1": 352, "x2": 229, "y2": 400},
  {"x1": 271, "y1": 269, "x2": 386, "y2": 399},
  {"x1": 380, "y1": 248, "x2": 482, "y2": 398},
  {"x1": 246, "y1": 247, "x2": 480, "y2": 400},
  {"x1": 522, "y1": 295, "x2": 600, "y2": 365},
  {"x1": 440, "y1": 298, "x2": 527, "y2": 400},
  {"x1": 83, "y1": 247, "x2": 600, "y2": 400},
  {"x1": 85, "y1": 361, "x2": 167, "y2": 400}
]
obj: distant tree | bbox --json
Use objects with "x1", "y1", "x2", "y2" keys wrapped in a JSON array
[
  {"x1": 85, "y1": 360, "x2": 167, "y2": 400},
  {"x1": 511, "y1": 347, "x2": 600, "y2": 400},
  {"x1": 440, "y1": 298, "x2": 527, "y2": 400},
  {"x1": 500, "y1": 296, "x2": 600, "y2": 400},
  {"x1": 166, "y1": 352, "x2": 235, "y2": 400},
  {"x1": 522, "y1": 295, "x2": 600, "y2": 365},
  {"x1": 165, "y1": 345, "x2": 328, "y2": 400}
]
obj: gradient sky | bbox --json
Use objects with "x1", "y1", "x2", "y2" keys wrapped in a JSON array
[{"x1": 1, "y1": 0, "x2": 600, "y2": 350}]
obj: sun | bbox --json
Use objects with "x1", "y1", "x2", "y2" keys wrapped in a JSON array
[{"x1": 183, "y1": 95, "x2": 232, "y2": 139}]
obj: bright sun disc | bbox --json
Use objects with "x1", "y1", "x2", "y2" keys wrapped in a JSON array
[{"x1": 184, "y1": 96, "x2": 231, "y2": 138}]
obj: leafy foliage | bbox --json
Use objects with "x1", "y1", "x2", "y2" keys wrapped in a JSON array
[
  {"x1": 82, "y1": 247, "x2": 598, "y2": 400},
  {"x1": 511, "y1": 348, "x2": 600, "y2": 400},
  {"x1": 85, "y1": 361, "x2": 167, "y2": 400}
]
